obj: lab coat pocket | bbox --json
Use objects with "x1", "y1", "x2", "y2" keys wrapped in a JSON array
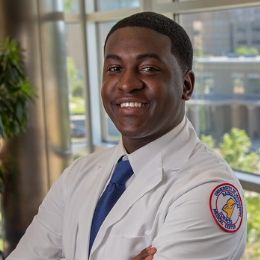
[{"x1": 104, "y1": 233, "x2": 152, "y2": 259}]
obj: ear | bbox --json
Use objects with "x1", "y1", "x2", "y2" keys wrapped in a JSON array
[{"x1": 182, "y1": 70, "x2": 195, "y2": 101}]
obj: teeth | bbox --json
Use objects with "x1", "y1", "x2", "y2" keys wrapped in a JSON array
[{"x1": 120, "y1": 102, "x2": 143, "y2": 108}]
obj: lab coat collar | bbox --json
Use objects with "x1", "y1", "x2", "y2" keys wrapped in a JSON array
[{"x1": 128, "y1": 116, "x2": 199, "y2": 173}]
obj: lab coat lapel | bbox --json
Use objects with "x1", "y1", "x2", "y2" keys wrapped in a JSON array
[
  {"x1": 90, "y1": 154, "x2": 163, "y2": 257},
  {"x1": 76, "y1": 149, "x2": 121, "y2": 260}
]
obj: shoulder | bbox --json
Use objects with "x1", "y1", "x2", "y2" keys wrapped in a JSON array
[
  {"x1": 72, "y1": 147, "x2": 115, "y2": 167},
  {"x1": 68, "y1": 146, "x2": 116, "y2": 173},
  {"x1": 165, "y1": 139, "x2": 246, "y2": 229},
  {"x1": 57, "y1": 146, "x2": 116, "y2": 191},
  {"x1": 183, "y1": 140, "x2": 239, "y2": 184},
  {"x1": 174, "y1": 141, "x2": 246, "y2": 234}
]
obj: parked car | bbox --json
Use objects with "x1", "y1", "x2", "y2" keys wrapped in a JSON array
[{"x1": 70, "y1": 115, "x2": 86, "y2": 138}]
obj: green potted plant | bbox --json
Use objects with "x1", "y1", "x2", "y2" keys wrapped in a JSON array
[{"x1": 0, "y1": 38, "x2": 34, "y2": 192}]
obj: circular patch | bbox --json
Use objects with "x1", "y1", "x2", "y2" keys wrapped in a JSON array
[{"x1": 209, "y1": 183, "x2": 243, "y2": 233}]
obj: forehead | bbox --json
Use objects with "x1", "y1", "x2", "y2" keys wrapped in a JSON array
[{"x1": 104, "y1": 27, "x2": 172, "y2": 55}]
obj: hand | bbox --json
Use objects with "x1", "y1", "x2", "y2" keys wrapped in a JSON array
[{"x1": 132, "y1": 246, "x2": 157, "y2": 260}]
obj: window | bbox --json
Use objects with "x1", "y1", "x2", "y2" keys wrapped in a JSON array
[
  {"x1": 64, "y1": 1, "x2": 260, "y2": 258},
  {"x1": 64, "y1": 0, "x2": 80, "y2": 14},
  {"x1": 95, "y1": 0, "x2": 139, "y2": 11},
  {"x1": 65, "y1": 23, "x2": 88, "y2": 156},
  {"x1": 96, "y1": 22, "x2": 120, "y2": 142},
  {"x1": 178, "y1": 6, "x2": 260, "y2": 258},
  {"x1": 247, "y1": 74, "x2": 260, "y2": 95},
  {"x1": 180, "y1": 8, "x2": 260, "y2": 177}
]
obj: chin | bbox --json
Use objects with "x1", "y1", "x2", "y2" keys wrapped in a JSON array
[
  {"x1": 117, "y1": 128, "x2": 141, "y2": 137},
  {"x1": 114, "y1": 121, "x2": 144, "y2": 134}
]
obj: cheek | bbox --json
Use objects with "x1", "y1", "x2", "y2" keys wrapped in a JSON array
[
  {"x1": 101, "y1": 84, "x2": 110, "y2": 109},
  {"x1": 101, "y1": 83, "x2": 116, "y2": 116},
  {"x1": 100, "y1": 85, "x2": 105, "y2": 101},
  {"x1": 147, "y1": 80, "x2": 174, "y2": 101},
  {"x1": 101, "y1": 78, "x2": 112, "y2": 97},
  {"x1": 166, "y1": 76, "x2": 184, "y2": 101},
  {"x1": 102, "y1": 77, "x2": 117, "y2": 95}
]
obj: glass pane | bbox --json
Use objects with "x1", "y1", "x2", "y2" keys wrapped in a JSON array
[
  {"x1": 64, "y1": 0, "x2": 80, "y2": 14},
  {"x1": 96, "y1": 0, "x2": 140, "y2": 12},
  {"x1": 243, "y1": 191, "x2": 260, "y2": 259},
  {"x1": 155, "y1": 0, "x2": 174, "y2": 3},
  {"x1": 65, "y1": 23, "x2": 88, "y2": 156},
  {"x1": 97, "y1": 21, "x2": 120, "y2": 142},
  {"x1": 181, "y1": 7, "x2": 260, "y2": 175}
]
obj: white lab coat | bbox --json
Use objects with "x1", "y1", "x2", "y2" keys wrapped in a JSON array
[{"x1": 7, "y1": 119, "x2": 247, "y2": 260}]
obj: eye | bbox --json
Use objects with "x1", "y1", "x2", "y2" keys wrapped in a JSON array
[
  {"x1": 140, "y1": 66, "x2": 160, "y2": 73},
  {"x1": 107, "y1": 65, "x2": 122, "y2": 73}
]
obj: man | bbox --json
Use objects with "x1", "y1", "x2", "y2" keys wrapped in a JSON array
[{"x1": 7, "y1": 12, "x2": 247, "y2": 260}]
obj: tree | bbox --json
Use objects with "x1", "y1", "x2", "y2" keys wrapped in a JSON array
[
  {"x1": 66, "y1": 56, "x2": 83, "y2": 97},
  {"x1": 64, "y1": 0, "x2": 74, "y2": 12},
  {"x1": 66, "y1": 57, "x2": 85, "y2": 115},
  {"x1": 219, "y1": 128, "x2": 259, "y2": 173},
  {"x1": 201, "y1": 134, "x2": 215, "y2": 149},
  {"x1": 235, "y1": 46, "x2": 259, "y2": 56},
  {"x1": 244, "y1": 192, "x2": 260, "y2": 259}
]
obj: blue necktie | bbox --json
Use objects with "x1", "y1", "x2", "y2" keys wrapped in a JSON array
[{"x1": 89, "y1": 158, "x2": 133, "y2": 253}]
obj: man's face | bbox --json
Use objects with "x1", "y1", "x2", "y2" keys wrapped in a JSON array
[{"x1": 102, "y1": 27, "x2": 194, "y2": 153}]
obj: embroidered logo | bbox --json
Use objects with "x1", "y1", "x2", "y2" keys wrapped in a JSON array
[{"x1": 209, "y1": 183, "x2": 243, "y2": 232}]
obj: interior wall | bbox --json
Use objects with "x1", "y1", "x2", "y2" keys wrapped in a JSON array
[{"x1": 0, "y1": 1, "x2": 6, "y2": 40}]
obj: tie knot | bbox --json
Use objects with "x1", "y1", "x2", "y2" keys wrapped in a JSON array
[{"x1": 110, "y1": 158, "x2": 133, "y2": 185}]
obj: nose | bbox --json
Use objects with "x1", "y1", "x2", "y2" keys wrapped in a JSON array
[{"x1": 118, "y1": 69, "x2": 144, "y2": 92}]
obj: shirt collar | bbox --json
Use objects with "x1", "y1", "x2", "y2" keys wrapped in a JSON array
[
  {"x1": 115, "y1": 116, "x2": 199, "y2": 176},
  {"x1": 130, "y1": 116, "x2": 186, "y2": 171},
  {"x1": 115, "y1": 116, "x2": 187, "y2": 176}
]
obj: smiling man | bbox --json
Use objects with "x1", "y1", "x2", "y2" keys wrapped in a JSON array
[
  {"x1": 7, "y1": 12, "x2": 246, "y2": 260},
  {"x1": 102, "y1": 25, "x2": 191, "y2": 153}
]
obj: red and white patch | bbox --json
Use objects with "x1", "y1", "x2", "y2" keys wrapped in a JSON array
[{"x1": 209, "y1": 183, "x2": 243, "y2": 233}]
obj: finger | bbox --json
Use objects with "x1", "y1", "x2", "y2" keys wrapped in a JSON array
[
  {"x1": 145, "y1": 256, "x2": 154, "y2": 260},
  {"x1": 132, "y1": 246, "x2": 157, "y2": 260},
  {"x1": 133, "y1": 248, "x2": 150, "y2": 260},
  {"x1": 147, "y1": 247, "x2": 157, "y2": 255},
  {"x1": 145, "y1": 247, "x2": 157, "y2": 260}
]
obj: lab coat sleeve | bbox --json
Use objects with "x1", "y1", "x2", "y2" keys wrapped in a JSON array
[
  {"x1": 6, "y1": 166, "x2": 70, "y2": 260},
  {"x1": 152, "y1": 182, "x2": 247, "y2": 260}
]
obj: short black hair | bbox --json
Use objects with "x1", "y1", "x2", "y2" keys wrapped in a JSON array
[{"x1": 104, "y1": 11, "x2": 193, "y2": 72}]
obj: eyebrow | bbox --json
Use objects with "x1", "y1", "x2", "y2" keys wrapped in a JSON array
[
  {"x1": 104, "y1": 54, "x2": 122, "y2": 61},
  {"x1": 136, "y1": 53, "x2": 163, "y2": 62},
  {"x1": 104, "y1": 53, "x2": 163, "y2": 62}
]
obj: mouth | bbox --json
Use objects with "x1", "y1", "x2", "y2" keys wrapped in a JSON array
[
  {"x1": 119, "y1": 102, "x2": 145, "y2": 108},
  {"x1": 113, "y1": 100, "x2": 149, "y2": 116}
]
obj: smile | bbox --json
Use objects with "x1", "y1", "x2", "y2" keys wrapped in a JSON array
[{"x1": 120, "y1": 102, "x2": 144, "y2": 108}]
